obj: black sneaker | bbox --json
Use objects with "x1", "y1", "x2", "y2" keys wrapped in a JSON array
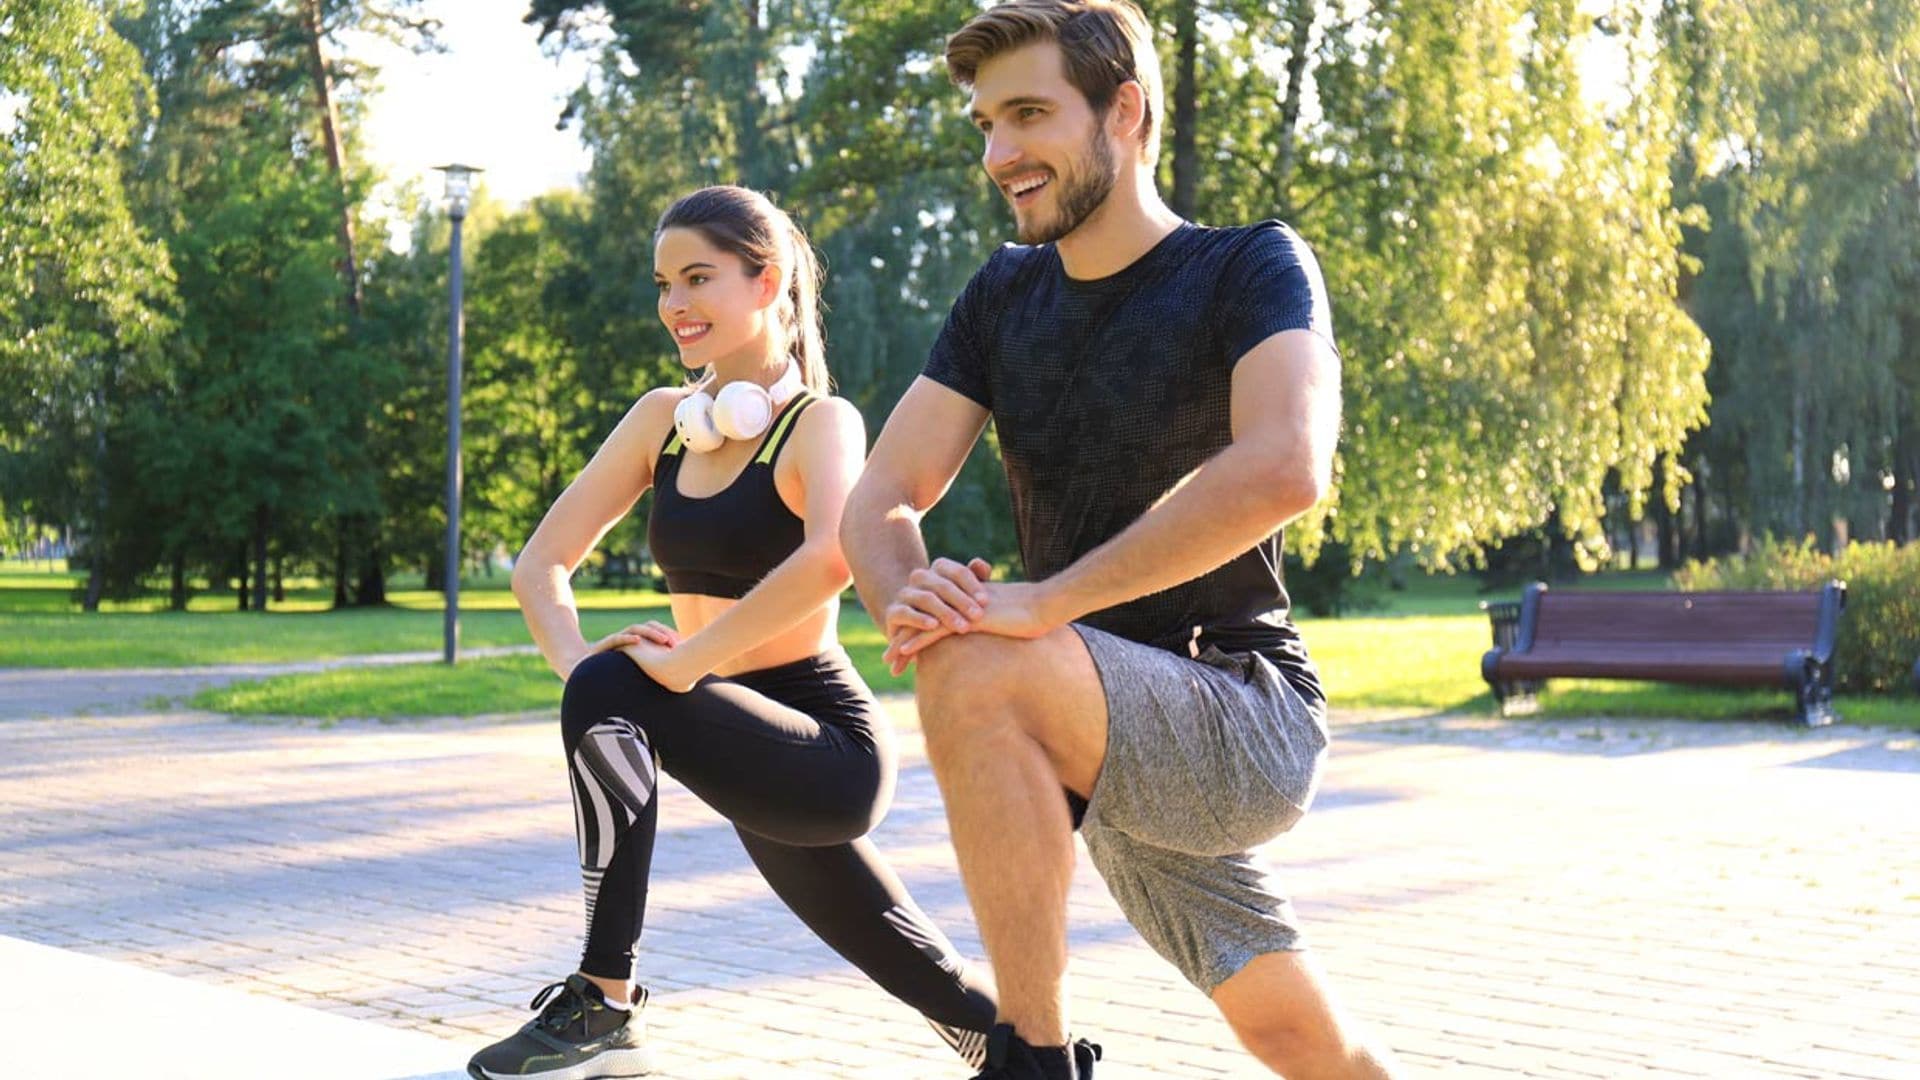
[
  {"x1": 466, "y1": 974, "x2": 653, "y2": 1079},
  {"x1": 1074, "y1": 1036, "x2": 1102, "y2": 1076},
  {"x1": 970, "y1": 1023, "x2": 1101, "y2": 1079}
]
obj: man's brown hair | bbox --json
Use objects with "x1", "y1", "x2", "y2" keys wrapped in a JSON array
[{"x1": 945, "y1": 0, "x2": 1164, "y2": 166}]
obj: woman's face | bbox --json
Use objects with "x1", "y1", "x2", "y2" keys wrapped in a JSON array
[{"x1": 652, "y1": 226, "x2": 780, "y2": 369}]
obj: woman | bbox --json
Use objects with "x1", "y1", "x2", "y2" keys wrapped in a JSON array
[{"x1": 468, "y1": 186, "x2": 997, "y2": 1079}]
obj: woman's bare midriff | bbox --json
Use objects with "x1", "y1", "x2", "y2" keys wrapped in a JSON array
[{"x1": 670, "y1": 592, "x2": 841, "y2": 678}]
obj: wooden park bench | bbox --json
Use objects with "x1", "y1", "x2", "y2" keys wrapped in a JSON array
[{"x1": 1481, "y1": 581, "x2": 1847, "y2": 726}]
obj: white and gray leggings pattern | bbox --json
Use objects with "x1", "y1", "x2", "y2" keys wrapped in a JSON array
[
  {"x1": 554, "y1": 649, "x2": 997, "y2": 1048},
  {"x1": 570, "y1": 718, "x2": 657, "y2": 933}
]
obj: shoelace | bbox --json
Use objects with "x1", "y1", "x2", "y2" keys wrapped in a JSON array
[{"x1": 527, "y1": 980, "x2": 587, "y2": 1034}]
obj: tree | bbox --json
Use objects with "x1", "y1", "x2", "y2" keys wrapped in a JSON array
[
  {"x1": 1129, "y1": 0, "x2": 1712, "y2": 568},
  {"x1": 1666, "y1": 0, "x2": 1920, "y2": 547},
  {"x1": 103, "y1": 0, "x2": 405, "y2": 609},
  {"x1": 463, "y1": 192, "x2": 606, "y2": 564},
  {"x1": 528, "y1": 0, "x2": 810, "y2": 187},
  {"x1": 0, "y1": 0, "x2": 175, "y2": 609}
]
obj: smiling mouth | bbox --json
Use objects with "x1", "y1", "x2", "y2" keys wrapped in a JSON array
[
  {"x1": 673, "y1": 323, "x2": 711, "y2": 344},
  {"x1": 1006, "y1": 173, "x2": 1051, "y2": 206}
]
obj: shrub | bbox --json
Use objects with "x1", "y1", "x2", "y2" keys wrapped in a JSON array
[
  {"x1": 1284, "y1": 541, "x2": 1386, "y2": 617},
  {"x1": 1675, "y1": 537, "x2": 1920, "y2": 693}
]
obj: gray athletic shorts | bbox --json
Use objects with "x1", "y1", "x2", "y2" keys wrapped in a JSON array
[{"x1": 1071, "y1": 622, "x2": 1329, "y2": 993}]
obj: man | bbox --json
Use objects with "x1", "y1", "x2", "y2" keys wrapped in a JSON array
[{"x1": 841, "y1": 2, "x2": 1402, "y2": 1078}]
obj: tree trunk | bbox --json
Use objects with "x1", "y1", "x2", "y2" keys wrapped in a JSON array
[
  {"x1": 333, "y1": 527, "x2": 350, "y2": 609},
  {"x1": 236, "y1": 544, "x2": 250, "y2": 611},
  {"x1": 1546, "y1": 522, "x2": 1576, "y2": 582},
  {"x1": 1272, "y1": 0, "x2": 1316, "y2": 218},
  {"x1": 1169, "y1": 0, "x2": 1198, "y2": 218},
  {"x1": 82, "y1": 411, "x2": 107, "y2": 612},
  {"x1": 1652, "y1": 458, "x2": 1678, "y2": 569},
  {"x1": 250, "y1": 505, "x2": 269, "y2": 612},
  {"x1": 272, "y1": 555, "x2": 285, "y2": 603},
  {"x1": 82, "y1": 548, "x2": 104, "y2": 612},
  {"x1": 1892, "y1": 428, "x2": 1918, "y2": 544},
  {"x1": 1693, "y1": 464, "x2": 1711, "y2": 558},
  {"x1": 1892, "y1": 57, "x2": 1920, "y2": 222},
  {"x1": 170, "y1": 554, "x2": 188, "y2": 612},
  {"x1": 298, "y1": 0, "x2": 362, "y2": 316},
  {"x1": 735, "y1": 0, "x2": 767, "y2": 186},
  {"x1": 1790, "y1": 360, "x2": 1808, "y2": 538},
  {"x1": 355, "y1": 536, "x2": 386, "y2": 606}
]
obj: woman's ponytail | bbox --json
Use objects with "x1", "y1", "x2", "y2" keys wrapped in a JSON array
[{"x1": 784, "y1": 221, "x2": 828, "y2": 395}]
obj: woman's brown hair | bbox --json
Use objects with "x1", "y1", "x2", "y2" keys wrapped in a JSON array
[{"x1": 656, "y1": 186, "x2": 829, "y2": 394}]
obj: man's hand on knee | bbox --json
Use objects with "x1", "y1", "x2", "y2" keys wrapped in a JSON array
[
  {"x1": 885, "y1": 559, "x2": 1084, "y2": 675},
  {"x1": 883, "y1": 557, "x2": 991, "y2": 673}
]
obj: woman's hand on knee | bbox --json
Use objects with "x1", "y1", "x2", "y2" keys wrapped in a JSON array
[
  {"x1": 568, "y1": 622, "x2": 678, "y2": 680},
  {"x1": 620, "y1": 621, "x2": 680, "y2": 648},
  {"x1": 618, "y1": 638, "x2": 702, "y2": 694}
]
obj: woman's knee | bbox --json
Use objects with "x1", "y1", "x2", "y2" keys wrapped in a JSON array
[{"x1": 561, "y1": 651, "x2": 666, "y2": 740}]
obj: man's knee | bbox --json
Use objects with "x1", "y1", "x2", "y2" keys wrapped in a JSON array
[
  {"x1": 913, "y1": 627, "x2": 1106, "y2": 786},
  {"x1": 918, "y1": 625, "x2": 1090, "y2": 698},
  {"x1": 913, "y1": 631, "x2": 1058, "y2": 732},
  {"x1": 911, "y1": 637, "x2": 1041, "y2": 771}
]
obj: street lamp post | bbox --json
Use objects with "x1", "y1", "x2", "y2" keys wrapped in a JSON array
[{"x1": 436, "y1": 163, "x2": 481, "y2": 665}]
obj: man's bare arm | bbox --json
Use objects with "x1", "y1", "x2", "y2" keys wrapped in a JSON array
[{"x1": 841, "y1": 377, "x2": 993, "y2": 633}]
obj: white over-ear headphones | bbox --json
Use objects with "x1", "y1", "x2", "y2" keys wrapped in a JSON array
[{"x1": 672, "y1": 364, "x2": 807, "y2": 453}]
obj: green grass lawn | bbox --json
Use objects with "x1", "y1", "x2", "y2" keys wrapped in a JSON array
[
  {"x1": 187, "y1": 604, "x2": 910, "y2": 717},
  {"x1": 0, "y1": 563, "x2": 672, "y2": 668},
  {"x1": 9, "y1": 562, "x2": 1913, "y2": 726}
]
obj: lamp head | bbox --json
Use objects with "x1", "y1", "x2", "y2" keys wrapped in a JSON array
[{"x1": 435, "y1": 163, "x2": 483, "y2": 217}]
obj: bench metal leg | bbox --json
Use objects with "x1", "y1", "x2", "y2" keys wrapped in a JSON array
[
  {"x1": 1495, "y1": 683, "x2": 1540, "y2": 717},
  {"x1": 1793, "y1": 666, "x2": 1836, "y2": 728}
]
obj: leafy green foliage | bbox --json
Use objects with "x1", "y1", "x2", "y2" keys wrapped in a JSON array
[
  {"x1": 12, "y1": 0, "x2": 1906, "y2": 625},
  {"x1": 1668, "y1": 0, "x2": 1920, "y2": 547},
  {"x1": 1272, "y1": 0, "x2": 1711, "y2": 568},
  {"x1": 0, "y1": 0, "x2": 176, "y2": 605}
]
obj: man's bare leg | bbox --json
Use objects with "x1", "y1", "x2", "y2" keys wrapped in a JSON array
[
  {"x1": 1213, "y1": 951, "x2": 1402, "y2": 1078},
  {"x1": 913, "y1": 627, "x2": 1107, "y2": 1047}
]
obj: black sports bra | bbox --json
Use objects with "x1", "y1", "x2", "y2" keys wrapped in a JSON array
[{"x1": 646, "y1": 393, "x2": 817, "y2": 599}]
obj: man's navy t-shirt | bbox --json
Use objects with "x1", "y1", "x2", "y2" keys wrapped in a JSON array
[{"x1": 922, "y1": 220, "x2": 1333, "y2": 703}]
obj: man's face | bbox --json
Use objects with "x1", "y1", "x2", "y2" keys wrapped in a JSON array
[{"x1": 969, "y1": 42, "x2": 1120, "y2": 246}]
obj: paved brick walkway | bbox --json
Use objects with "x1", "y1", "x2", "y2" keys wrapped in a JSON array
[{"x1": 2, "y1": 685, "x2": 1918, "y2": 1077}]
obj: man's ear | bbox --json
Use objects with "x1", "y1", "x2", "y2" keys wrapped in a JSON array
[{"x1": 1108, "y1": 79, "x2": 1149, "y2": 151}]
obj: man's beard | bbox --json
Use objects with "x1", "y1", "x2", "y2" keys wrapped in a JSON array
[{"x1": 1016, "y1": 124, "x2": 1117, "y2": 246}]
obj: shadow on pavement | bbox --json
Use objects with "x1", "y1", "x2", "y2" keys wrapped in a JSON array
[{"x1": 1785, "y1": 741, "x2": 1920, "y2": 773}]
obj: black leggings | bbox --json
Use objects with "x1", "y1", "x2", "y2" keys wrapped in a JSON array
[{"x1": 560, "y1": 648, "x2": 996, "y2": 1034}]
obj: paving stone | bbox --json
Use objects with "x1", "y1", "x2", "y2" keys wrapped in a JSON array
[{"x1": 3, "y1": 692, "x2": 1918, "y2": 1077}]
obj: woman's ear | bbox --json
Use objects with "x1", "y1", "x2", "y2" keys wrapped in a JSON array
[{"x1": 756, "y1": 263, "x2": 785, "y2": 310}]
